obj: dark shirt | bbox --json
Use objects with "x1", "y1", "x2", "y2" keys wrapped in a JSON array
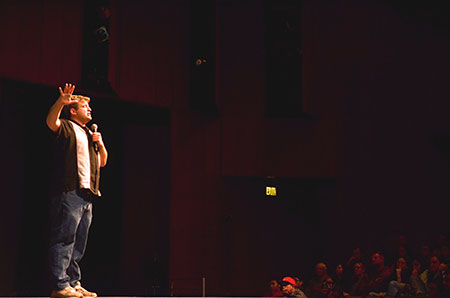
[
  {"x1": 368, "y1": 265, "x2": 392, "y2": 293},
  {"x1": 348, "y1": 273, "x2": 369, "y2": 297},
  {"x1": 51, "y1": 119, "x2": 100, "y2": 196}
]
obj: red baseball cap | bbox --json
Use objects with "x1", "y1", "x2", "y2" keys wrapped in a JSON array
[{"x1": 280, "y1": 276, "x2": 296, "y2": 286}]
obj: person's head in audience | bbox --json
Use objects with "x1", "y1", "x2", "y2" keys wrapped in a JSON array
[
  {"x1": 279, "y1": 277, "x2": 297, "y2": 296},
  {"x1": 429, "y1": 256, "x2": 441, "y2": 273},
  {"x1": 270, "y1": 280, "x2": 279, "y2": 290},
  {"x1": 293, "y1": 276, "x2": 303, "y2": 289},
  {"x1": 354, "y1": 262, "x2": 366, "y2": 277},
  {"x1": 371, "y1": 252, "x2": 385, "y2": 268},
  {"x1": 269, "y1": 279, "x2": 282, "y2": 297},
  {"x1": 315, "y1": 262, "x2": 328, "y2": 279},
  {"x1": 335, "y1": 264, "x2": 344, "y2": 278},
  {"x1": 396, "y1": 257, "x2": 408, "y2": 271},
  {"x1": 412, "y1": 259, "x2": 423, "y2": 275}
]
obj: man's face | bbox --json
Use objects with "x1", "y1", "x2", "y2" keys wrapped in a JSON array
[
  {"x1": 372, "y1": 253, "x2": 384, "y2": 265},
  {"x1": 354, "y1": 263, "x2": 365, "y2": 276},
  {"x1": 397, "y1": 258, "x2": 407, "y2": 270},
  {"x1": 71, "y1": 100, "x2": 92, "y2": 124},
  {"x1": 281, "y1": 284, "x2": 295, "y2": 295},
  {"x1": 315, "y1": 263, "x2": 327, "y2": 277},
  {"x1": 269, "y1": 280, "x2": 278, "y2": 289},
  {"x1": 336, "y1": 264, "x2": 344, "y2": 275},
  {"x1": 430, "y1": 256, "x2": 440, "y2": 272}
]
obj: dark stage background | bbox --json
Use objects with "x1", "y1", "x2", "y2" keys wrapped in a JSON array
[{"x1": 1, "y1": 0, "x2": 450, "y2": 296}]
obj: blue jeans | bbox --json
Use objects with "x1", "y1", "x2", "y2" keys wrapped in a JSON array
[
  {"x1": 49, "y1": 190, "x2": 93, "y2": 290},
  {"x1": 387, "y1": 280, "x2": 405, "y2": 297}
]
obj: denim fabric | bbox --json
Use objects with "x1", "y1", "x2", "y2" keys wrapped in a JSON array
[
  {"x1": 49, "y1": 190, "x2": 93, "y2": 290},
  {"x1": 387, "y1": 280, "x2": 404, "y2": 297}
]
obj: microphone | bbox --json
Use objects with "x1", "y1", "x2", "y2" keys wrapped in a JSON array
[{"x1": 91, "y1": 123, "x2": 99, "y2": 152}]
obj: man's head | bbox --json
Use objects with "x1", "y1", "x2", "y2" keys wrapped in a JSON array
[
  {"x1": 279, "y1": 277, "x2": 296, "y2": 295},
  {"x1": 429, "y1": 256, "x2": 441, "y2": 272},
  {"x1": 315, "y1": 262, "x2": 328, "y2": 277},
  {"x1": 269, "y1": 280, "x2": 279, "y2": 289},
  {"x1": 293, "y1": 276, "x2": 303, "y2": 288},
  {"x1": 354, "y1": 262, "x2": 365, "y2": 276},
  {"x1": 412, "y1": 259, "x2": 422, "y2": 274},
  {"x1": 63, "y1": 95, "x2": 92, "y2": 125},
  {"x1": 371, "y1": 252, "x2": 385, "y2": 266},
  {"x1": 396, "y1": 257, "x2": 408, "y2": 270},
  {"x1": 336, "y1": 264, "x2": 344, "y2": 276}
]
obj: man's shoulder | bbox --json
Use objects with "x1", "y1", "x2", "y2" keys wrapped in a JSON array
[
  {"x1": 54, "y1": 118, "x2": 74, "y2": 139},
  {"x1": 291, "y1": 288, "x2": 307, "y2": 298}
]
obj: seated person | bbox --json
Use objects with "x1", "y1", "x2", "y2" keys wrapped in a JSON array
[
  {"x1": 367, "y1": 252, "x2": 392, "y2": 297},
  {"x1": 346, "y1": 262, "x2": 369, "y2": 297},
  {"x1": 409, "y1": 259, "x2": 427, "y2": 297},
  {"x1": 279, "y1": 276, "x2": 308, "y2": 298},
  {"x1": 386, "y1": 257, "x2": 412, "y2": 297},
  {"x1": 268, "y1": 280, "x2": 283, "y2": 297},
  {"x1": 306, "y1": 262, "x2": 333, "y2": 298},
  {"x1": 424, "y1": 256, "x2": 444, "y2": 298}
]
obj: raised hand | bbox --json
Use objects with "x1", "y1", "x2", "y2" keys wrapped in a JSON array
[{"x1": 58, "y1": 83, "x2": 77, "y2": 105}]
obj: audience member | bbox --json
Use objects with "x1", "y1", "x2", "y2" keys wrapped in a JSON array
[
  {"x1": 409, "y1": 259, "x2": 427, "y2": 297},
  {"x1": 424, "y1": 256, "x2": 444, "y2": 298},
  {"x1": 268, "y1": 280, "x2": 283, "y2": 297},
  {"x1": 331, "y1": 264, "x2": 346, "y2": 298},
  {"x1": 263, "y1": 236, "x2": 450, "y2": 298},
  {"x1": 346, "y1": 262, "x2": 369, "y2": 297},
  {"x1": 345, "y1": 248, "x2": 365, "y2": 271},
  {"x1": 386, "y1": 257, "x2": 412, "y2": 297},
  {"x1": 367, "y1": 252, "x2": 392, "y2": 297},
  {"x1": 393, "y1": 245, "x2": 411, "y2": 267},
  {"x1": 306, "y1": 263, "x2": 333, "y2": 298},
  {"x1": 279, "y1": 277, "x2": 308, "y2": 298},
  {"x1": 293, "y1": 276, "x2": 304, "y2": 291}
]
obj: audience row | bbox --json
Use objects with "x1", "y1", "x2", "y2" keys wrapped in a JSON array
[{"x1": 268, "y1": 235, "x2": 450, "y2": 298}]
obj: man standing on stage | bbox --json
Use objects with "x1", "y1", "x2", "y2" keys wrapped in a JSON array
[{"x1": 46, "y1": 83, "x2": 108, "y2": 298}]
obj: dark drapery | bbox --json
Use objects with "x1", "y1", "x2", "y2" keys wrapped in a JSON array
[{"x1": 0, "y1": 0, "x2": 83, "y2": 86}]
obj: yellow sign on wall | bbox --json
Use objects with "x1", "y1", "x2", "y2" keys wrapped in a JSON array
[{"x1": 266, "y1": 186, "x2": 277, "y2": 196}]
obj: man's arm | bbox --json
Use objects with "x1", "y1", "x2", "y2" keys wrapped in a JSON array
[{"x1": 46, "y1": 83, "x2": 76, "y2": 132}]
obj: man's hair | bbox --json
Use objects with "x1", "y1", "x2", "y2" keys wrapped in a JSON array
[{"x1": 62, "y1": 95, "x2": 91, "y2": 119}]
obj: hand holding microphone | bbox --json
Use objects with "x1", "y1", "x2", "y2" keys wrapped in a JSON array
[{"x1": 91, "y1": 123, "x2": 101, "y2": 152}]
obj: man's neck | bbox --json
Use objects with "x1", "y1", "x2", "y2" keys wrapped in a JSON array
[{"x1": 70, "y1": 118, "x2": 87, "y2": 127}]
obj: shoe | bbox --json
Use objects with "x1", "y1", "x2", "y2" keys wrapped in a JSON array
[
  {"x1": 73, "y1": 281, "x2": 97, "y2": 298},
  {"x1": 51, "y1": 286, "x2": 83, "y2": 298}
]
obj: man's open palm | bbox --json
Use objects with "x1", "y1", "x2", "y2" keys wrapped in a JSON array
[{"x1": 58, "y1": 83, "x2": 76, "y2": 105}]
